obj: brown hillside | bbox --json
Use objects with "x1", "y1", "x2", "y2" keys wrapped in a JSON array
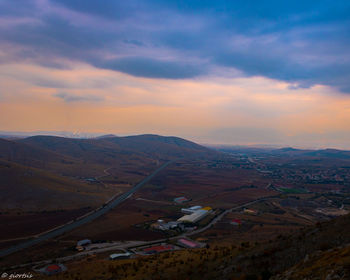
[{"x1": 0, "y1": 159, "x2": 110, "y2": 211}]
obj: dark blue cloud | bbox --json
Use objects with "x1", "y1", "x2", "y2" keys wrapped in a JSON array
[
  {"x1": 1, "y1": 0, "x2": 350, "y2": 92},
  {"x1": 97, "y1": 57, "x2": 205, "y2": 79}
]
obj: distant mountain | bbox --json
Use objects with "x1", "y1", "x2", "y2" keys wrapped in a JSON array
[
  {"x1": 215, "y1": 144, "x2": 350, "y2": 160},
  {"x1": 276, "y1": 147, "x2": 300, "y2": 152},
  {"x1": 103, "y1": 134, "x2": 214, "y2": 158},
  {"x1": 0, "y1": 130, "x2": 101, "y2": 139},
  {"x1": 303, "y1": 148, "x2": 350, "y2": 159},
  {"x1": 19, "y1": 134, "x2": 215, "y2": 161},
  {"x1": 95, "y1": 134, "x2": 117, "y2": 139}
]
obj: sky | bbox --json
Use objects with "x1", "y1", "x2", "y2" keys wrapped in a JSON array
[{"x1": 0, "y1": 0, "x2": 350, "y2": 149}]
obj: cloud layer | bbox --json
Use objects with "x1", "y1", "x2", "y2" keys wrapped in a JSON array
[
  {"x1": 1, "y1": 0, "x2": 350, "y2": 148},
  {"x1": 0, "y1": 0, "x2": 349, "y2": 92}
]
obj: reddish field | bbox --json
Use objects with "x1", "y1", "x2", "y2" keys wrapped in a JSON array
[
  {"x1": 138, "y1": 159, "x2": 277, "y2": 208},
  {"x1": 61, "y1": 159, "x2": 279, "y2": 242},
  {"x1": 62, "y1": 199, "x2": 169, "y2": 242},
  {"x1": 0, "y1": 208, "x2": 91, "y2": 240},
  {"x1": 194, "y1": 200, "x2": 313, "y2": 245}
]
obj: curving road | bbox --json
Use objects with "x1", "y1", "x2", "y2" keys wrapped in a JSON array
[
  {"x1": 0, "y1": 161, "x2": 172, "y2": 258},
  {"x1": 4, "y1": 194, "x2": 280, "y2": 271}
]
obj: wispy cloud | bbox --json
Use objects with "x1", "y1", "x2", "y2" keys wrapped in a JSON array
[{"x1": 54, "y1": 92, "x2": 104, "y2": 103}]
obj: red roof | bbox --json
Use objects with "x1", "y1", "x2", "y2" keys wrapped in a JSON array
[
  {"x1": 178, "y1": 238, "x2": 199, "y2": 248},
  {"x1": 231, "y1": 219, "x2": 242, "y2": 224},
  {"x1": 46, "y1": 264, "x2": 61, "y2": 272},
  {"x1": 143, "y1": 245, "x2": 173, "y2": 253}
]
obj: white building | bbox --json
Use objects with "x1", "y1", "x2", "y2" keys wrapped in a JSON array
[
  {"x1": 181, "y1": 205, "x2": 202, "y2": 214},
  {"x1": 110, "y1": 252, "x2": 131, "y2": 260},
  {"x1": 177, "y1": 209, "x2": 209, "y2": 223}
]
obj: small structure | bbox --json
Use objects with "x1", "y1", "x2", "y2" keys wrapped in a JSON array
[
  {"x1": 181, "y1": 205, "x2": 202, "y2": 214},
  {"x1": 85, "y1": 178, "x2": 97, "y2": 183},
  {"x1": 143, "y1": 244, "x2": 175, "y2": 254},
  {"x1": 243, "y1": 208, "x2": 257, "y2": 215},
  {"x1": 76, "y1": 245, "x2": 84, "y2": 251},
  {"x1": 230, "y1": 219, "x2": 242, "y2": 226},
  {"x1": 178, "y1": 209, "x2": 209, "y2": 223},
  {"x1": 110, "y1": 252, "x2": 132, "y2": 260},
  {"x1": 152, "y1": 220, "x2": 182, "y2": 231},
  {"x1": 174, "y1": 196, "x2": 190, "y2": 204},
  {"x1": 42, "y1": 264, "x2": 67, "y2": 276},
  {"x1": 77, "y1": 239, "x2": 92, "y2": 247},
  {"x1": 177, "y1": 238, "x2": 204, "y2": 248}
]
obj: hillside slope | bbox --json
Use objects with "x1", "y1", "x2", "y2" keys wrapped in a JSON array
[
  {"x1": 228, "y1": 213, "x2": 350, "y2": 279},
  {"x1": 1, "y1": 134, "x2": 215, "y2": 212},
  {"x1": 19, "y1": 134, "x2": 215, "y2": 161},
  {"x1": 0, "y1": 159, "x2": 109, "y2": 211},
  {"x1": 0, "y1": 138, "x2": 81, "y2": 170},
  {"x1": 32, "y1": 213, "x2": 350, "y2": 280}
]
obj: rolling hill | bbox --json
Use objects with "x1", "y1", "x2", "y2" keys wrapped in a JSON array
[
  {"x1": 19, "y1": 134, "x2": 215, "y2": 160},
  {"x1": 0, "y1": 134, "x2": 216, "y2": 211}
]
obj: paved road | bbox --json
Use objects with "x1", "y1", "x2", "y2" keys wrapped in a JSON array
[
  {"x1": 0, "y1": 161, "x2": 172, "y2": 258},
  {"x1": 185, "y1": 195, "x2": 278, "y2": 237},
  {"x1": 5, "y1": 194, "x2": 279, "y2": 270}
]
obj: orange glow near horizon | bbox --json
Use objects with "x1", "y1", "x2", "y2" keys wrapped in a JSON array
[{"x1": 1, "y1": 62, "x2": 350, "y2": 149}]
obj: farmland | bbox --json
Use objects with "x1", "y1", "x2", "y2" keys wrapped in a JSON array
[{"x1": 1, "y1": 136, "x2": 350, "y2": 279}]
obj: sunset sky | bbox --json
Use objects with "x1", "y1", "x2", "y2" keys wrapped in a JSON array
[{"x1": 1, "y1": 0, "x2": 350, "y2": 148}]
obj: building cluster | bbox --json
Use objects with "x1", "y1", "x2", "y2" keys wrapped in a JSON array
[
  {"x1": 152, "y1": 204, "x2": 213, "y2": 233},
  {"x1": 177, "y1": 206, "x2": 212, "y2": 223},
  {"x1": 131, "y1": 238, "x2": 205, "y2": 256},
  {"x1": 154, "y1": 220, "x2": 184, "y2": 231}
]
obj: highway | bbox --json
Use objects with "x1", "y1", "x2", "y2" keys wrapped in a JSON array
[
  {"x1": 4, "y1": 194, "x2": 280, "y2": 271},
  {"x1": 0, "y1": 161, "x2": 172, "y2": 258}
]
